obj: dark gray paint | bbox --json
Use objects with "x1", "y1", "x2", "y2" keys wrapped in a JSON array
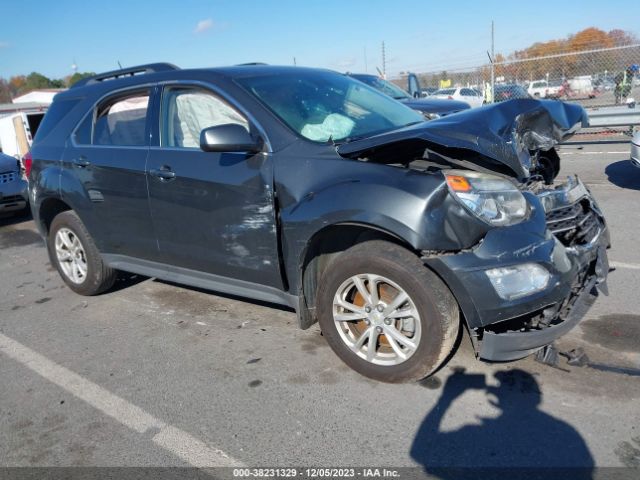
[{"x1": 28, "y1": 64, "x2": 609, "y2": 362}]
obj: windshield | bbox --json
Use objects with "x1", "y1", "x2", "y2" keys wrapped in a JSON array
[
  {"x1": 236, "y1": 70, "x2": 423, "y2": 143},
  {"x1": 351, "y1": 75, "x2": 411, "y2": 100}
]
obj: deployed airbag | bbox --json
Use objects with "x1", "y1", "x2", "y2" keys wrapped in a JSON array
[{"x1": 301, "y1": 113, "x2": 355, "y2": 142}]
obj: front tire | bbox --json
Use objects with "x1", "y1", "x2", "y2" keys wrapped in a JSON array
[
  {"x1": 316, "y1": 240, "x2": 459, "y2": 383},
  {"x1": 48, "y1": 211, "x2": 117, "y2": 295}
]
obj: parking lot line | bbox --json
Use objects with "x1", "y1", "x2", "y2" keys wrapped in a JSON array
[
  {"x1": 611, "y1": 261, "x2": 640, "y2": 270},
  {"x1": 559, "y1": 151, "x2": 628, "y2": 155},
  {"x1": 0, "y1": 332, "x2": 243, "y2": 467}
]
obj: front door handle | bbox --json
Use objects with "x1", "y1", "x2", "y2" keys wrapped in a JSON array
[
  {"x1": 73, "y1": 156, "x2": 90, "y2": 168},
  {"x1": 149, "y1": 166, "x2": 176, "y2": 180}
]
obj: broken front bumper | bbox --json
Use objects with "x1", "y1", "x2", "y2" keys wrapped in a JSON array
[{"x1": 423, "y1": 175, "x2": 609, "y2": 362}]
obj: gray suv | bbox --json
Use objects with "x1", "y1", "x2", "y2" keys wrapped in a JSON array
[{"x1": 29, "y1": 63, "x2": 609, "y2": 382}]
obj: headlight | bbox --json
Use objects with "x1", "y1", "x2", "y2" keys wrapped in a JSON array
[
  {"x1": 445, "y1": 171, "x2": 529, "y2": 226},
  {"x1": 423, "y1": 112, "x2": 440, "y2": 120},
  {"x1": 486, "y1": 263, "x2": 550, "y2": 300}
]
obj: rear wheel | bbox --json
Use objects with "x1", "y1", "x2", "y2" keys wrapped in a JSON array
[
  {"x1": 48, "y1": 211, "x2": 117, "y2": 295},
  {"x1": 316, "y1": 240, "x2": 459, "y2": 383}
]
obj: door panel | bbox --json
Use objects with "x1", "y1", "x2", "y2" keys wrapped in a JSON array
[
  {"x1": 65, "y1": 145, "x2": 156, "y2": 259},
  {"x1": 147, "y1": 149, "x2": 281, "y2": 287},
  {"x1": 13, "y1": 116, "x2": 30, "y2": 157},
  {"x1": 146, "y1": 85, "x2": 282, "y2": 288},
  {"x1": 63, "y1": 89, "x2": 158, "y2": 260}
]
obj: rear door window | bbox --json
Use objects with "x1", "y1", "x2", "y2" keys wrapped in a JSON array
[{"x1": 93, "y1": 91, "x2": 151, "y2": 146}]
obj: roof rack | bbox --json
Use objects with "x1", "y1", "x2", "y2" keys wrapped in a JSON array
[
  {"x1": 71, "y1": 63, "x2": 180, "y2": 88},
  {"x1": 235, "y1": 62, "x2": 268, "y2": 66}
]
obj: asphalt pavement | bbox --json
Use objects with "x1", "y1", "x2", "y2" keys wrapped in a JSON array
[{"x1": 1, "y1": 145, "x2": 639, "y2": 473}]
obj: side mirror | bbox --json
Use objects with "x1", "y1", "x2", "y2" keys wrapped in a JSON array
[{"x1": 200, "y1": 124, "x2": 263, "y2": 153}]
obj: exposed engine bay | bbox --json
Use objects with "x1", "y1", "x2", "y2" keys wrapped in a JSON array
[{"x1": 337, "y1": 98, "x2": 587, "y2": 184}]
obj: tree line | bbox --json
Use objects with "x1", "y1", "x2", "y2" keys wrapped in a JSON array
[
  {"x1": 405, "y1": 27, "x2": 639, "y2": 89},
  {"x1": 0, "y1": 71, "x2": 95, "y2": 103}
]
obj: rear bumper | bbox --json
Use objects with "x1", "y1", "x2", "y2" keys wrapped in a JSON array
[{"x1": 423, "y1": 175, "x2": 609, "y2": 362}]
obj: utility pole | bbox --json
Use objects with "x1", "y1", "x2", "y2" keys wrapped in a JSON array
[
  {"x1": 293, "y1": 57, "x2": 297, "y2": 66},
  {"x1": 364, "y1": 47, "x2": 368, "y2": 73},
  {"x1": 381, "y1": 41, "x2": 386, "y2": 78},
  {"x1": 490, "y1": 21, "x2": 495, "y2": 104}
]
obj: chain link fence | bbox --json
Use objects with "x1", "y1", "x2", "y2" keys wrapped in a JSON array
[
  {"x1": 396, "y1": 44, "x2": 640, "y2": 107},
  {"x1": 393, "y1": 44, "x2": 640, "y2": 138}
]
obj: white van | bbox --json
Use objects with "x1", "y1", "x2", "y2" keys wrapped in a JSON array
[
  {"x1": 0, "y1": 111, "x2": 46, "y2": 159},
  {"x1": 568, "y1": 76, "x2": 596, "y2": 99}
]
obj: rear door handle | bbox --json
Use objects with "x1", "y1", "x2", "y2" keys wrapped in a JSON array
[
  {"x1": 73, "y1": 156, "x2": 90, "y2": 168},
  {"x1": 149, "y1": 166, "x2": 176, "y2": 180}
]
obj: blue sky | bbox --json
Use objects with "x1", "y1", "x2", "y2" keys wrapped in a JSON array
[{"x1": 1, "y1": 0, "x2": 639, "y2": 79}]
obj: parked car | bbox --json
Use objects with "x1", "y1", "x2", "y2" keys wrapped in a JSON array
[
  {"x1": 0, "y1": 152, "x2": 29, "y2": 216},
  {"x1": 632, "y1": 130, "x2": 640, "y2": 168},
  {"x1": 420, "y1": 87, "x2": 438, "y2": 97},
  {"x1": 29, "y1": 63, "x2": 609, "y2": 383},
  {"x1": 348, "y1": 73, "x2": 469, "y2": 119},
  {"x1": 431, "y1": 87, "x2": 484, "y2": 108},
  {"x1": 493, "y1": 84, "x2": 531, "y2": 102},
  {"x1": 527, "y1": 80, "x2": 562, "y2": 99}
]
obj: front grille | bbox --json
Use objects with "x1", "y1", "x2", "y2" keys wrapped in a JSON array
[
  {"x1": 545, "y1": 199, "x2": 600, "y2": 247},
  {"x1": 0, "y1": 195, "x2": 23, "y2": 205},
  {"x1": 0, "y1": 171, "x2": 18, "y2": 184}
]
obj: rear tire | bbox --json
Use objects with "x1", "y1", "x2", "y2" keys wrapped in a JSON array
[
  {"x1": 48, "y1": 211, "x2": 117, "y2": 296},
  {"x1": 316, "y1": 240, "x2": 459, "y2": 383}
]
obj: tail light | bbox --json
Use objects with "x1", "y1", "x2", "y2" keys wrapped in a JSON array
[
  {"x1": 23, "y1": 151, "x2": 33, "y2": 180},
  {"x1": 448, "y1": 95, "x2": 453, "y2": 100}
]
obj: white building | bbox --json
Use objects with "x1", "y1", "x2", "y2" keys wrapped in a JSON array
[{"x1": 12, "y1": 89, "x2": 65, "y2": 105}]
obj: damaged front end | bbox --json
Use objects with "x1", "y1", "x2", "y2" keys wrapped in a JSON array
[
  {"x1": 337, "y1": 99, "x2": 609, "y2": 361},
  {"x1": 476, "y1": 176, "x2": 609, "y2": 361}
]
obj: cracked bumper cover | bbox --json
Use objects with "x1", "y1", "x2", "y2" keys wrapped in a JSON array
[{"x1": 423, "y1": 178, "x2": 609, "y2": 362}]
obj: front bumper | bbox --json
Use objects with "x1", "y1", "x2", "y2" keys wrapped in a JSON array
[
  {"x1": 423, "y1": 175, "x2": 609, "y2": 361},
  {"x1": 0, "y1": 173, "x2": 28, "y2": 214}
]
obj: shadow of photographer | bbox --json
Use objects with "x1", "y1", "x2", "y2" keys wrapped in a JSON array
[{"x1": 410, "y1": 368, "x2": 594, "y2": 480}]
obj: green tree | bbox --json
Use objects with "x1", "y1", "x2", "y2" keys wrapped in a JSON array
[
  {"x1": 68, "y1": 72, "x2": 96, "y2": 87},
  {"x1": 24, "y1": 72, "x2": 53, "y2": 90},
  {"x1": 0, "y1": 78, "x2": 12, "y2": 103}
]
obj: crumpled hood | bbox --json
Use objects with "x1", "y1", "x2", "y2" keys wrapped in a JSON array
[
  {"x1": 337, "y1": 99, "x2": 588, "y2": 180},
  {"x1": 400, "y1": 97, "x2": 470, "y2": 114},
  {"x1": 0, "y1": 153, "x2": 19, "y2": 173}
]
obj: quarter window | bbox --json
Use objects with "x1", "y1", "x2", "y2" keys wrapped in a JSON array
[{"x1": 162, "y1": 87, "x2": 248, "y2": 149}]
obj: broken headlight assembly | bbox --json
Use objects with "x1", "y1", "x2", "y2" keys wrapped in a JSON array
[{"x1": 445, "y1": 171, "x2": 529, "y2": 227}]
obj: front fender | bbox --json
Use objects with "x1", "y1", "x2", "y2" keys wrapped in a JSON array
[{"x1": 277, "y1": 162, "x2": 489, "y2": 294}]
